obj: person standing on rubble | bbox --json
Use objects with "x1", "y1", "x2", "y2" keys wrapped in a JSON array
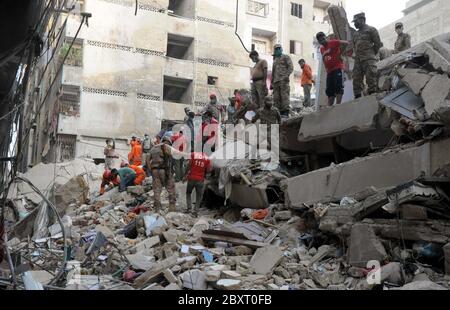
[
  {"x1": 104, "y1": 139, "x2": 119, "y2": 170},
  {"x1": 112, "y1": 166, "x2": 136, "y2": 192},
  {"x1": 351, "y1": 12, "x2": 383, "y2": 98},
  {"x1": 204, "y1": 93, "x2": 224, "y2": 122},
  {"x1": 394, "y1": 22, "x2": 411, "y2": 54},
  {"x1": 128, "y1": 138, "x2": 143, "y2": 166},
  {"x1": 252, "y1": 96, "x2": 281, "y2": 151},
  {"x1": 227, "y1": 97, "x2": 236, "y2": 124},
  {"x1": 171, "y1": 130, "x2": 187, "y2": 182},
  {"x1": 316, "y1": 32, "x2": 349, "y2": 106},
  {"x1": 271, "y1": 44, "x2": 293, "y2": 117},
  {"x1": 299, "y1": 59, "x2": 314, "y2": 107},
  {"x1": 184, "y1": 152, "x2": 212, "y2": 217},
  {"x1": 146, "y1": 136, "x2": 176, "y2": 212},
  {"x1": 249, "y1": 50, "x2": 269, "y2": 109}
]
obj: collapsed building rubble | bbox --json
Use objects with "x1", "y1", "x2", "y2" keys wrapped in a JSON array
[{"x1": 2, "y1": 6, "x2": 450, "y2": 291}]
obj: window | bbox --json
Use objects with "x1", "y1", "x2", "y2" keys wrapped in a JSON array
[
  {"x1": 59, "y1": 84, "x2": 81, "y2": 116},
  {"x1": 290, "y1": 40, "x2": 303, "y2": 55},
  {"x1": 60, "y1": 37, "x2": 83, "y2": 67},
  {"x1": 247, "y1": 0, "x2": 269, "y2": 17},
  {"x1": 166, "y1": 33, "x2": 194, "y2": 60},
  {"x1": 163, "y1": 76, "x2": 193, "y2": 104},
  {"x1": 56, "y1": 134, "x2": 77, "y2": 162},
  {"x1": 291, "y1": 3, "x2": 303, "y2": 19},
  {"x1": 168, "y1": 0, "x2": 196, "y2": 19},
  {"x1": 207, "y1": 76, "x2": 218, "y2": 85}
]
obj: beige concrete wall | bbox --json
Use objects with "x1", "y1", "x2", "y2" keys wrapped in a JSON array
[{"x1": 379, "y1": 0, "x2": 450, "y2": 50}]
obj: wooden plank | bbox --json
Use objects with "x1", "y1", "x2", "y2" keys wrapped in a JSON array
[{"x1": 200, "y1": 234, "x2": 267, "y2": 249}]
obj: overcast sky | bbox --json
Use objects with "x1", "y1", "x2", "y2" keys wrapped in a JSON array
[{"x1": 346, "y1": 0, "x2": 409, "y2": 29}]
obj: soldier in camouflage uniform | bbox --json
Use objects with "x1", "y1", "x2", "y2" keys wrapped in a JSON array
[
  {"x1": 252, "y1": 96, "x2": 281, "y2": 151},
  {"x1": 271, "y1": 44, "x2": 293, "y2": 117},
  {"x1": 394, "y1": 22, "x2": 411, "y2": 54},
  {"x1": 351, "y1": 13, "x2": 383, "y2": 98},
  {"x1": 146, "y1": 136, "x2": 176, "y2": 212}
]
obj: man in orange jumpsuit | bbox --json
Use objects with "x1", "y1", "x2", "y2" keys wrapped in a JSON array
[
  {"x1": 128, "y1": 138, "x2": 143, "y2": 166},
  {"x1": 128, "y1": 164, "x2": 146, "y2": 185},
  {"x1": 99, "y1": 170, "x2": 120, "y2": 195}
]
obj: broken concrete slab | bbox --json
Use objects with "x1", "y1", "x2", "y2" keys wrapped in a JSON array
[
  {"x1": 221, "y1": 270, "x2": 241, "y2": 280},
  {"x1": 250, "y1": 246, "x2": 283, "y2": 275},
  {"x1": 205, "y1": 270, "x2": 221, "y2": 282},
  {"x1": 229, "y1": 183, "x2": 269, "y2": 209},
  {"x1": 298, "y1": 95, "x2": 380, "y2": 142},
  {"x1": 282, "y1": 139, "x2": 450, "y2": 207},
  {"x1": 308, "y1": 245, "x2": 336, "y2": 266},
  {"x1": 216, "y1": 279, "x2": 241, "y2": 290},
  {"x1": 133, "y1": 256, "x2": 178, "y2": 288},
  {"x1": 180, "y1": 269, "x2": 207, "y2": 290},
  {"x1": 379, "y1": 262, "x2": 404, "y2": 286},
  {"x1": 347, "y1": 224, "x2": 387, "y2": 268},
  {"x1": 54, "y1": 176, "x2": 89, "y2": 216},
  {"x1": 397, "y1": 68, "x2": 432, "y2": 96},
  {"x1": 163, "y1": 269, "x2": 178, "y2": 284},
  {"x1": 421, "y1": 74, "x2": 450, "y2": 116},
  {"x1": 274, "y1": 211, "x2": 292, "y2": 221},
  {"x1": 126, "y1": 253, "x2": 155, "y2": 271},
  {"x1": 132, "y1": 236, "x2": 160, "y2": 253}
]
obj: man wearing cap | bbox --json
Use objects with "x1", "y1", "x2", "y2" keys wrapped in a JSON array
[
  {"x1": 249, "y1": 50, "x2": 268, "y2": 109},
  {"x1": 205, "y1": 93, "x2": 223, "y2": 122},
  {"x1": 351, "y1": 12, "x2": 383, "y2": 98},
  {"x1": 271, "y1": 44, "x2": 293, "y2": 117},
  {"x1": 146, "y1": 136, "x2": 176, "y2": 212},
  {"x1": 394, "y1": 22, "x2": 411, "y2": 54}
]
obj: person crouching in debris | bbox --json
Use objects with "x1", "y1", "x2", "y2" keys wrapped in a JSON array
[
  {"x1": 128, "y1": 137, "x2": 143, "y2": 166},
  {"x1": 104, "y1": 139, "x2": 119, "y2": 170},
  {"x1": 146, "y1": 136, "x2": 176, "y2": 213},
  {"x1": 111, "y1": 166, "x2": 136, "y2": 193},
  {"x1": 99, "y1": 169, "x2": 120, "y2": 195},
  {"x1": 184, "y1": 152, "x2": 212, "y2": 217},
  {"x1": 316, "y1": 32, "x2": 349, "y2": 107},
  {"x1": 121, "y1": 162, "x2": 146, "y2": 186}
]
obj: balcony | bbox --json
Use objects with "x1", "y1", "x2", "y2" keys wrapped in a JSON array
[{"x1": 164, "y1": 57, "x2": 195, "y2": 80}]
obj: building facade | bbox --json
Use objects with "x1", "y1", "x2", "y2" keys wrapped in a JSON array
[
  {"x1": 21, "y1": 0, "x2": 345, "y2": 167},
  {"x1": 379, "y1": 0, "x2": 450, "y2": 50}
]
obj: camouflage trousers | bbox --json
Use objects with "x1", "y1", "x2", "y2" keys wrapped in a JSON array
[
  {"x1": 273, "y1": 81, "x2": 290, "y2": 114},
  {"x1": 353, "y1": 58, "x2": 378, "y2": 97},
  {"x1": 251, "y1": 80, "x2": 268, "y2": 109},
  {"x1": 152, "y1": 168, "x2": 176, "y2": 212}
]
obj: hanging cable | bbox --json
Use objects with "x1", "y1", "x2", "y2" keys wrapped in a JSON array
[{"x1": 235, "y1": 0, "x2": 251, "y2": 53}]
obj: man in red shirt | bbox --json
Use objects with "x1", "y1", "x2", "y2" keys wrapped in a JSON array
[
  {"x1": 184, "y1": 152, "x2": 212, "y2": 217},
  {"x1": 316, "y1": 32, "x2": 349, "y2": 106}
]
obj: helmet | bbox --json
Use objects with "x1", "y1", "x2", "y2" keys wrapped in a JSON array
[
  {"x1": 103, "y1": 170, "x2": 112, "y2": 179},
  {"x1": 120, "y1": 161, "x2": 128, "y2": 168}
]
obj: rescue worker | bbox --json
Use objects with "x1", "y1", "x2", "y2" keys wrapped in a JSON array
[
  {"x1": 394, "y1": 22, "x2": 411, "y2": 54},
  {"x1": 112, "y1": 166, "x2": 136, "y2": 192},
  {"x1": 99, "y1": 169, "x2": 120, "y2": 195},
  {"x1": 249, "y1": 50, "x2": 268, "y2": 109},
  {"x1": 121, "y1": 162, "x2": 146, "y2": 186},
  {"x1": 104, "y1": 139, "x2": 119, "y2": 170},
  {"x1": 252, "y1": 96, "x2": 282, "y2": 125},
  {"x1": 184, "y1": 152, "x2": 211, "y2": 218},
  {"x1": 227, "y1": 97, "x2": 236, "y2": 124},
  {"x1": 352, "y1": 12, "x2": 383, "y2": 98},
  {"x1": 146, "y1": 136, "x2": 176, "y2": 212},
  {"x1": 130, "y1": 136, "x2": 138, "y2": 147},
  {"x1": 299, "y1": 59, "x2": 314, "y2": 107},
  {"x1": 252, "y1": 96, "x2": 281, "y2": 151},
  {"x1": 184, "y1": 109, "x2": 196, "y2": 151},
  {"x1": 128, "y1": 138, "x2": 143, "y2": 166},
  {"x1": 204, "y1": 93, "x2": 223, "y2": 122},
  {"x1": 271, "y1": 44, "x2": 293, "y2": 117}
]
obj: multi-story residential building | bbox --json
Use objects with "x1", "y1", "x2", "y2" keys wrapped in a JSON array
[
  {"x1": 21, "y1": 0, "x2": 345, "y2": 167},
  {"x1": 379, "y1": 0, "x2": 450, "y2": 50}
]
